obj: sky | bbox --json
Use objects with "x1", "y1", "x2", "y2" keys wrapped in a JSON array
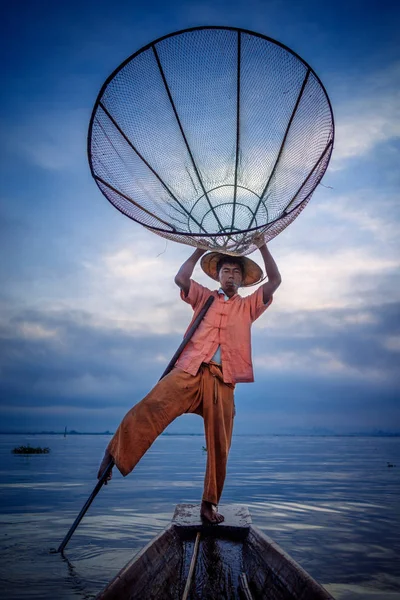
[{"x1": 0, "y1": 0, "x2": 399, "y2": 434}]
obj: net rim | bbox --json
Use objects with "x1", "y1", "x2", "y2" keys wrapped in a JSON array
[{"x1": 87, "y1": 26, "x2": 335, "y2": 236}]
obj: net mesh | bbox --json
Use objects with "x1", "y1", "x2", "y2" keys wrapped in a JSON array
[{"x1": 89, "y1": 27, "x2": 334, "y2": 255}]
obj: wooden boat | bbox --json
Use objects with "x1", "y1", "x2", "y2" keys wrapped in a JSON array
[{"x1": 96, "y1": 504, "x2": 335, "y2": 600}]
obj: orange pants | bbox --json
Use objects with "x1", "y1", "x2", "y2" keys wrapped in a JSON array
[{"x1": 107, "y1": 363, "x2": 235, "y2": 505}]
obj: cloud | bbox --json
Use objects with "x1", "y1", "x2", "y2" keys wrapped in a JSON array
[
  {"x1": 16, "y1": 322, "x2": 59, "y2": 340},
  {"x1": 26, "y1": 193, "x2": 395, "y2": 329},
  {"x1": 331, "y1": 62, "x2": 400, "y2": 169},
  {"x1": 267, "y1": 247, "x2": 399, "y2": 311},
  {"x1": 253, "y1": 301, "x2": 400, "y2": 383},
  {"x1": 262, "y1": 184, "x2": 400, "y2": 314},
  {"x1": 0, "y1": 297, "x2": 398, "y2": 433},
  {"x1": 254, "y1": 347, "x2": 386, "y2": 382},
  {"x1": 0, "y1": 308, "x2": 178, "y2": 409},
  {"x1": 313, "y1": 190, "x2": 400, "y2": 245},
  {"x1": 382, "y1": 336, "x2": 400, "y2": 352},
  {"x1": 234, "y1": 377, "x2": 400, "y2": 433},
  {"x1": 79, "y1": 241, "x2": 192, "y2": 335}
]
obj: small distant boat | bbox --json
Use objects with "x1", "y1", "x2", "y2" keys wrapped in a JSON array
[{"x1": 96, "y1": 504, "x2": 334, "y2": 599}]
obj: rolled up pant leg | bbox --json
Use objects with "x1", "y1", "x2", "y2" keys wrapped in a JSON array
[
  {"x1": 201, "y1": 364, "x2": 235, "y2": 505},
  {"x1": 107, "y1": 368, "x2": 202, "y2": 476}
]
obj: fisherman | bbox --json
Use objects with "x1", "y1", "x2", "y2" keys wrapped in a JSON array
[{"x1": 98, "y1": 240, "x2": 281, "y2": 523}]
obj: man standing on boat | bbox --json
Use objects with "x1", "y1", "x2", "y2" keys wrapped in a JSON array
[{"x1": 98, "y1": 240, "x2": 281, "y2": 523}]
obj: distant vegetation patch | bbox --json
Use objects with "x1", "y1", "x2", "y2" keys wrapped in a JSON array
[{"x1": 12, "y1": 445, "x2": 50, "y2": 454}]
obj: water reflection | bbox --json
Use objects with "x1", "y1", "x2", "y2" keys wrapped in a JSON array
[{"x1": 0, "y1": 434, "x2": 399, "y2": 599}]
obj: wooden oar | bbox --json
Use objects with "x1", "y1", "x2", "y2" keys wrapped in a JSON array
[
  {"x1": 57, "y1": 460, "x2": 114, "y2": 553},
  {"x1": 57, "y1": 295, "x2": 215, "y2": 553},
  {"x1": 159, "y1": 294, "x2": 214, "y2": 379},
  {"x1": 182, "y1": 531, "x2": 201, "y2": 600},
  {"x1": 239, "y1": 572, "x2": 254, "y2": 600}
]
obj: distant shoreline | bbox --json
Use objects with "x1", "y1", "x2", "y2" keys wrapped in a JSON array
[{"x1": 0, "y1": 431, "x2": 399, "y2": 437}]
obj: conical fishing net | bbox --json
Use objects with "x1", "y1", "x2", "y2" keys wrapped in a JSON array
[{"x1": 88, "y1": 26, "x2": 334, "y2": 255}]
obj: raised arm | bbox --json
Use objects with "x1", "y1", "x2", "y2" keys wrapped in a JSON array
[
  {"x1": 258, "y1": 242, "x2": 282, "y2": 304},
  {"x1": 174, "y1": 248, "x2": 207, "y2": 297}
]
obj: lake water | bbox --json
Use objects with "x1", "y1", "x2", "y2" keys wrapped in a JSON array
[{"x1": 0, "y1": 433, "x2": 399, "y2": 600}]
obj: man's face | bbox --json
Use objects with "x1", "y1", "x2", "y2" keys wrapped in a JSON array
[{"x1": 218, "y1": 262, "x2": 243, "y2": 296}]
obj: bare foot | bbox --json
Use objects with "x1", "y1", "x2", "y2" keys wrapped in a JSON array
[
  {"x1": 200, "y1": 500, "x2": 224, "y2": 524},
  {"x1": 97, "y1": 451, "x2": 113, "y2": 484}
]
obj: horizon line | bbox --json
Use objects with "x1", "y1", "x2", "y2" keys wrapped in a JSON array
[{"x1": 1, "y1": 430, "x2": 399, "y2": 437}]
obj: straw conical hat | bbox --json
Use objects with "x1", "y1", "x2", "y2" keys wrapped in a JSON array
[{"x1": 201, "y1": 252, "x2": 263, "y2": 287}]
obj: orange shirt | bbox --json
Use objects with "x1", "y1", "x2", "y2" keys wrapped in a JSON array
[{"x1": 175, "y1": 280, "x2": 272, "y2": 384}]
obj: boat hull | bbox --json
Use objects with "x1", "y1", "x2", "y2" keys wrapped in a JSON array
[{"x1": 96, "y1": 504, "x2": 334, "y2": 600}]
